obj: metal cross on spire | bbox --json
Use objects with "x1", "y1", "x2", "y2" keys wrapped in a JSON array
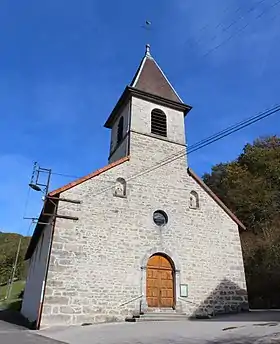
[
  {"x1": 141, "y1": 20, "x2": 152, "y2": 30},
  {"x1": 141, "y1": 20, "x2": 153, "y2": 57}
]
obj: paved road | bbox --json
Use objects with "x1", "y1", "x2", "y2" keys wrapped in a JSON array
[
  {"x1": 2, "y1": 311, "x2": 280, "y2": 344},
  {"x1": 37, "y1": 312, "x2": 280, "y2": 344},
  {"x1": 0, "y1": 320, "x2": 66, "y2": 344}
]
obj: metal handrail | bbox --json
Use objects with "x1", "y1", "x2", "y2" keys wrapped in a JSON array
[
  {"x1": 178, "y1": 297, "x2": 200, "y2": 307},
  {"x1": 119, "y1": 294, "x2": 143, "y2": 307}
]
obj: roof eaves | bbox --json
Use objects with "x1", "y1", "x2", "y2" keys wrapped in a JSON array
[
  {"x1": 104, "y1": 86, "x2": 192, "y2": 129},
  {"x1": 49, "y1": 156, "x2": 130, "y2": 197},
  {"x1": 187, "y1": 167, "x2": 246, "y2": 230},
  {"x1": 130, "y1": 55, "x2": 147, "y2": 88},
  {"x1": 104, "y1": 87, "x2": 131, "y2": 129},
  {"x1": 127, "y1": 87, "x2": 191, "y2": 114},
  {"x1": 25, "y1": 199, "x2": 56, "y2": 260}
]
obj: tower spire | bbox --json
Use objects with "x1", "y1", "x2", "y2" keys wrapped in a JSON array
[
  {"x1": 145, "y1": 44, "x2": 151, "y2": 58},
  {"x1": 129, "y1": 44, "x2": 183, "y2": 103}
]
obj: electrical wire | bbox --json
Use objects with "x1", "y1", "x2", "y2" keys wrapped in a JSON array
[
  {"x1": 217, "y1": 0, "x2": 266, "y2": 35},
  {"x1": 76, "y1": 103, "x2": 280, "y2": 200},
  {"x1": 26, "y1": 221, "x2": 34, "y2": 237},
  {"x1": 202, "y1": 0, "x2": 280, "y2": 58},
  {"x1": 25, "y1": 102, "x2": 279, "y2": 235},
  {"x1": 39, "y1": 103, "x2": 280, "y2": 191},
  {"x1": 187, "y1": 104, "x2": 280, "y2": 152},
  {"x1": 22, "y1": 186, "x2": 31, "y2": 219},
  {"x1": 189, "y1": 105, "x2": 280, "y2": 155},
  {"x1": 128, "y1": 105, "x2": 280, "y2": 181},
  {"x1": 154, "y1": 0, "x2": 279, "y2": 99},
  {"x1": 50, "y1": 172, "x2": 80, "y2": 179},
  {"x1": 128, "y1": 103, "x2": 280, "y2": 177},
  {"x1": 183, "y1": 2, "x2": 255, "y2": 50},
  {"x1": 39, "y1": 170, "x2": 80, "y2": 179}
]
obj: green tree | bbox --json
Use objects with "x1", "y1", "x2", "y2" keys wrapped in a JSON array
[
  {"x1": 0, "y1": 232, "x2": 30, "y2": 285},
  {"x1": 203, "y1": 135, "x2": 280, "y2": 308},
  {"x1": 203, "y1": 136, "x2": 280, "y2": 233}
]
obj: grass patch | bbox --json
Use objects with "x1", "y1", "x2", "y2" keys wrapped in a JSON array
[
  {"x1": 0, "y1": 280, "x2": 25, "y2": 300},
  {"x1": 1, "y1": 299, "x2": 22, "y2": 311},
  {"x1": 0, "y1": 280, "x2": 25, "y2": 310}
]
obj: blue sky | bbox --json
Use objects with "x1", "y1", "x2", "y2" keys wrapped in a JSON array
[{"x1": 0, "y1": 0, "x2": 280, "y2": 235}]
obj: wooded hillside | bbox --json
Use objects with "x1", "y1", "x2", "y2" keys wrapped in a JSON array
[
  {"x1": 203, "y1": 135, "x2": 280, "y2": 308},
  {"x1": 0, "y1": 232, "x2": 30, "y2": 286}
]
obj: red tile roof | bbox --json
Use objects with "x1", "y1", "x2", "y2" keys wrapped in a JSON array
[
  {"x1": 187, "y1": 168, "x2": 246, "y2": 230},
  {"x1": 49, "y1": 156, "x2": 130, "y2": 196}
]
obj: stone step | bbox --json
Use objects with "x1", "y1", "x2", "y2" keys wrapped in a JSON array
[
  {"x1": 146, "y1": 307, "x2": 176, "y2": 313},
  {"x1": 142, "y1": 312, "x2": 184, "y2": 317},
  {"x1": 135, "y1": 316, "x2": 188, "y2": 322},
  {"x1": 125, "y1": 310, "x2": 188, "y2": 323}
]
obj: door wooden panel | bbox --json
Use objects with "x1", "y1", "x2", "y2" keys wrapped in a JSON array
[{"x1": 146, "y1": 254, "x2": 174, "y2": 308}]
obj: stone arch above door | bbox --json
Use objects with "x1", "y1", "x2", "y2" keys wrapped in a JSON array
[
  {"x1": 140, "y1": 246, "x2": 181, "y2": 272},
  {"x1": 140, "y1": 247, "x2": 182, "y2": 312}
]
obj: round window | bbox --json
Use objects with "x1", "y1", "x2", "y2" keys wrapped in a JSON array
[{"x1": 153, "y1": 210, "x2": 168, "y2": 226}]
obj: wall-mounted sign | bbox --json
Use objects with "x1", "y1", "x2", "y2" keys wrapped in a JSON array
[{"x1": 180, "y1": 284, "x2": 188, "y2": 297}]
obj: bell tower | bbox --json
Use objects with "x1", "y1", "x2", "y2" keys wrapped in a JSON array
[{"x1": 104, "y1": 45, "x2": 192, "y2": 165}]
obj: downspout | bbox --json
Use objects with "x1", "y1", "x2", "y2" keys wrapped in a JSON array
[{"x1": 36, "y1": 199, "x2": 58, "y2": 330}]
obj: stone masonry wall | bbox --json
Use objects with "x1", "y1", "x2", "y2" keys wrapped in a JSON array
[
  {"x1": 109, "y1": 102, "x2": 130, "y2": 164},
  {"x1": 130, "y1": 97, "x2": 186, "y2": 146},
  {"x1": 39, "y1": 96, "x2": 247, "y2": 327},
  {"x1": 40, "y1": 140, "x2": 247, "y2": 326}
]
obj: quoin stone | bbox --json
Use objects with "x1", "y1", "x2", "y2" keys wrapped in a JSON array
[{"x1": 21, "y1": 44, "x2": 248, "y2": 329}]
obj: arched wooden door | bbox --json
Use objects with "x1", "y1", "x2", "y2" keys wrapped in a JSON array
[{"x1": 146, "y1": 254, "x2": 175, "y2": 308}]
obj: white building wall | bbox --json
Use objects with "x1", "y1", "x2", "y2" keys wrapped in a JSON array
[{"x1": 21, "y1": 223, "x2": 52, "y2": 323}]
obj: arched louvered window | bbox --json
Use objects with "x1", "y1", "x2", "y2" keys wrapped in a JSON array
[
  {"x1": 117, "y1": 116, "x2": 124, "y2": 144},
  {"x1": 151, "y1": 109, "x2": 167, "y2": 137}
]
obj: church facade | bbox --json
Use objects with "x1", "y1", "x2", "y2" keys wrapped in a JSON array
[{"x1": 22, "y1": 45, "x2": 248, "y2": 328}]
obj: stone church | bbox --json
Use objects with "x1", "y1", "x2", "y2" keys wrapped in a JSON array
[{"x1": 22, "y1": 45, "x2": 248, "y2": 328}]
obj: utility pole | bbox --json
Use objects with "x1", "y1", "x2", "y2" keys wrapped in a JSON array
[
  {"x1": 28, "y1": 162, "x2": 52, "y2": 196},
  {"x1": 5, "y1": 163, "x2": 53, "y2": 300},
  {"x1": 6, "y1": 237, "x2": 22, "y2": 300}
]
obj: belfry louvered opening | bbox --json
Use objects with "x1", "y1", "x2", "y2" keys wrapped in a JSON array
[{"x1": 151, "y1": 109, "x2": 167, "y2": 137}]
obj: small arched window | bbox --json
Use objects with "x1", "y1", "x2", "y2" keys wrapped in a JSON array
[
  {"x1": 151, "y1": 109, "x2": 167, "y2": 137},
  {"x1": 114, "y1": 177, "x2": 127, "y2": 197},
  {"x1": 117, "y1": 116, "x2": 124, "y2": 145},
  {"x1": 189, "y1": 191, "x2": 199, "y2": 209}
]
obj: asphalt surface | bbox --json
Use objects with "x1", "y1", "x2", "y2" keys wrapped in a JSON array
[
  {"x1": 38, "y1": 311, "x2": 280, "y2": 344},
  {"x1": 1, "y1": 311, "x2": 280, "y2": 344},
  {"x1": 0, "y1": 319, "x2": 66, "y2": 344}
]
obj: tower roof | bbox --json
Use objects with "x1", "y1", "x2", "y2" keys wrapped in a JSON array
[
  {"x1": 130, "y1": 44, "x2": 183, "y2": 103},
  {"x1": 104, "y1": 45, "x2": 191, "y2": 129}
]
